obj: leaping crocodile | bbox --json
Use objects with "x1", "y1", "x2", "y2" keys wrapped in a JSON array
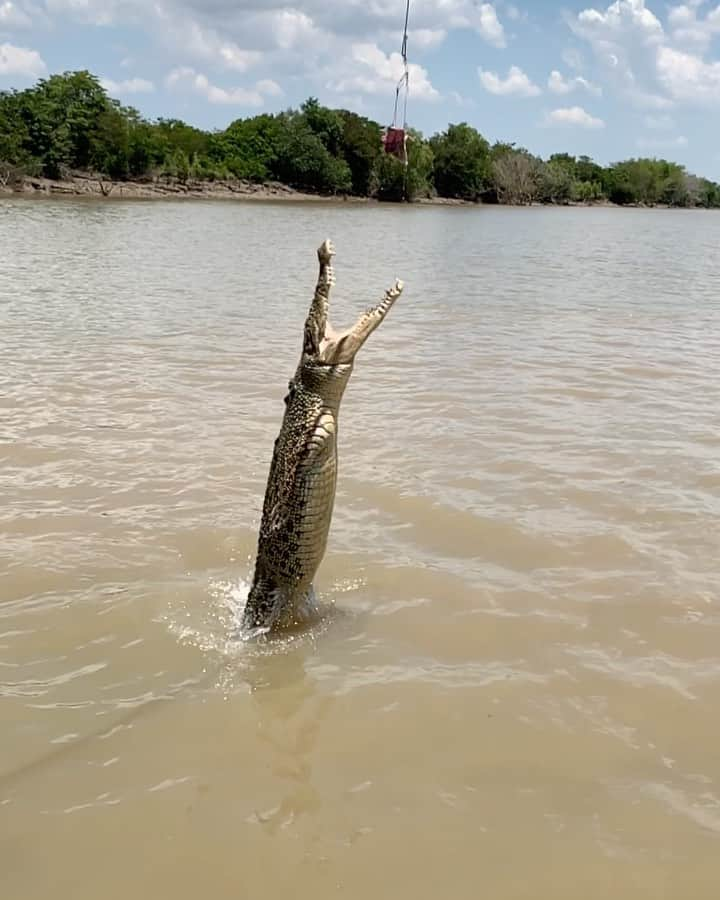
[{"x1": 241, "y1": 239, "x2": 404, "y2": 634}]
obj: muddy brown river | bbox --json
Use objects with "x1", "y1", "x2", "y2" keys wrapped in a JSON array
[{"x1": 2, "y1": 198, "x2": 719, "y2": 899}]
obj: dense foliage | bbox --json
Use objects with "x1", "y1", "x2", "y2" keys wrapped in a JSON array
[{"x1": 1, "y1": 70, "x2": 719, "y2": 208}]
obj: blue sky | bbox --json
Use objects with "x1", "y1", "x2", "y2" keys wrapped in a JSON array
[{"x1": 1, "y1": 1, "x2": 720, "y2": 178}]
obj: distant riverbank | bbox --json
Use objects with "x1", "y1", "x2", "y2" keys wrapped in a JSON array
[
  {"x1": 0, "y1": 173, "x2": 493, "y2": 205},
  {"x1": 0, "y1": 173, "x2": 355, "y2": 203},
  {"x1": 5, "y1": 71, "x2": 719, "y2": 211},
  {"x1": 1, "y1": 172, "x2": 709, "y2": 210}
]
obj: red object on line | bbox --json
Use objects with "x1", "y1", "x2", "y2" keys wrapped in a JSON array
[{"x1": 383, "y1": 127, "x2": 406, "y2": 159}]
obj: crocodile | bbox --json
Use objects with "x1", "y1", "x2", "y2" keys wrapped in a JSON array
[{"x1": 241, "y1": 239, "x2": 404, "y2": 635}]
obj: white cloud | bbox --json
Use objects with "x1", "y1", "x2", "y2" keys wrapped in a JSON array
[
  {"x1": 0, "y1": 41, "x2": 45, "y2": 77},
  {"x1": 570, "y1": 1, "x2": 664, "y2": 79},
  {"x1": 667, "y1": 3, "x2": 720, "y2": 50},
  {"x1": 0, "y1": 1, "x2": 30, "y2": 26},
  {"x1": 569, "y1": 1, "x2": 683, "y2": 110},
  {"x1": 545, "y1": 105, "x2": 605, "y2": 127},
  {"x1": 217, "y1": 46, "x2": 262, "y2": 73},
  {"x1": 37, "y1": 0, "x2": 504, "y2": 56},
  {"x1": 446, "y1": 2, "x2": 506, "y2": 44},
  {"x1": 166, "y1": 67, "x2": 282, "y2": 106},
  {"x1": 410, "y1": 27, "x2": 447, "y2": 49},
  {"x1": 168, "y1": 19, "x2": 261, "y2": 72},
  {"x1": 475, "y1": 3, "x2": 506, "y2": 48},
  {"x1": 479, "y1": 64, "x2": 541, "y2": 96},
  {"x1": 271, "y1": 9, "x2": 322, "y2": 50},
  {"x1": 573, "y1": 0, "x2": 664, "y2": 46},
  {"x1": 42, "y1": 0, "x2": 130, "y2": 27},
  {"x1": 0, "y1": 0, "x2": 506, "y2": 119},
  {"x1": 548, "y1": 69, "x2": 602, "y2": 95},
  {"x1": 656, "y1": 44, "x2": 720, "y2": 103},
  {"x1": 101, "y1": 76, "x2": 154, "y2": 94},
  {"x1": 80, "y1": 2, "x2": 445, "y2": 108},
  {"x1": 256, "y1": 78, "x2": 283, "y2": 97},
  {"x1": 328, "y1": 42, "x2": 439, "y2": 101},
  {"x1": 636, "y1": 133, "x2": 688, "y2": 149},
  {"x1": 548, "y1": 70, "x2": 573, "y2": 93},
  {"x1": 669, "y1": 4, "x2": 695, "y2": 27}
]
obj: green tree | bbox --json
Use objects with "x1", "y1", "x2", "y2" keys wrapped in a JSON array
[
  {"x1": 575, "y1": 155, "x2": 604, "y2": 184},
  {"x1": 540, "y1": 160, "x2": 574, "y2": 204},
  {"x1": 1, "y1": 71, "x2": 111, "y2": 177},
  {"x1": 338, "y1": 110, "x2": 382, "y2": 195},
  {"x1": 300, "y1": 97, "x2": 344, "y2": 156},
  {"x1": 604, "y1": 158, "x2": 687, "y2": 206},
  {"x1": 163, "y1": 148, "x2": 191, "y2": 183},
  {"x1": 12, "y1": 88, "x2": 71, "y2": 178},
  {"x1": 571, "y1": 180, "x2": 603, "y2": 203},
  {"x1": 127, "y1": 120, "x2": 166, "y2": 177},
  {"x1": 430, "y1": 122, "x2": 490, "y2": 200},
  {"x1": 211, "y1": 113, "x2": 284, "y2": 181},
  {"x1": 89, "y1": 105, "x2": 130, "y2": 178},
  {"x1": 548, "y1": 152, "x2": 577, "y2": 175},
  {"x1": 155, "y1": 118, "x2": 210, "y2": 159},
  {"x1": 273, "y1": 114, "x2": 352, "y2": 194},
  {"x1": 0, "y1": 91, "x2": 35, "y2": 181},
  {"x1": 697, "y1": 178, "x2": 720, "y2": 208}
]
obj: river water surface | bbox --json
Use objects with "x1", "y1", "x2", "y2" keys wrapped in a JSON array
[{"x1": 2, "y1": 198, "x2": 719, "y2": 899}]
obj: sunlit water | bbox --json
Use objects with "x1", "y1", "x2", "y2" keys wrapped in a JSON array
[{"x1": 2, "y1": 197, "x2": 719, "y2": 899}]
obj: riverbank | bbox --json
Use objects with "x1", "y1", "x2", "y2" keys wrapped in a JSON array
[
  {"x1": 0, "y1": 172, "x2": 485, "y2": 205},
  {"x1": 0, "y1": 172, "x2": 702, "y2": 210},
  {"x1": 0, "y1": 173, "x2": 578, "y2": 207},
  {"x1": 0, "y1": 172, "x2": 361, "y2": 203}
]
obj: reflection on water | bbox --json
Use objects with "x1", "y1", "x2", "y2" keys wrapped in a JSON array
[
  {"x1": 2, "y1": 198, "x2": 720, "y2": 900},
  {"x1": 246, "y1": 651, "x2": 330, "y2": 837}
]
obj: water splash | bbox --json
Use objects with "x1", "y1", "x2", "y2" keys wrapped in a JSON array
[
  {"x1": 167, "y1": 573, "x2": 361, "y2": 670},
  {"x1": 166, "y1": 575, "x2": 252, "y2": 657}
]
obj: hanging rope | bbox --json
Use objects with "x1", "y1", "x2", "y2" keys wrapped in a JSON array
[
  {"x1": 391, "y1": 0, "x2": 411, "y2": 134},
  {"x1": 385, "y1": 0, "x2": 410, "y2": 171}
]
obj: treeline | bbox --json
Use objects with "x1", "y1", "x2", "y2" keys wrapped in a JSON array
[{"x1": 1, "y1": 70, "x2": 719, "y2": 208}]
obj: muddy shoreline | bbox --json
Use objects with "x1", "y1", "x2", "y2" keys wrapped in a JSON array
[
  {"x1": 0, "y1": 173, "x2": 477, "y2": 205},
  {"x1": 0, "y1": 173, "x2": 359, "y2": 203},
  {"x1": 0, "y1": 172, "x2": 702, "y2": 210}
]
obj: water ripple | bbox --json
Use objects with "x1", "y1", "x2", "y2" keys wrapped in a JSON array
[{"x1": 3, "y1": 200, "x2": 720, "y2": 895}]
